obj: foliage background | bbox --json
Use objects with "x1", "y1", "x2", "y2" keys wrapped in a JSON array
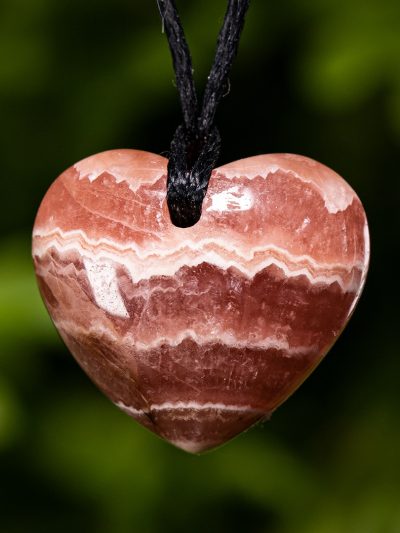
[{"x1": 0, "y1": 0, "x2": 399, "y2": 531}]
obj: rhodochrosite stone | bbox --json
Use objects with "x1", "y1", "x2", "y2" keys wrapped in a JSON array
[{"x1": 32, "y1": 150, "x2": 369, "y2": 453}]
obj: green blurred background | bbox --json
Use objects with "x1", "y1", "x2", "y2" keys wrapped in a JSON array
[{"x1": 0, "y1": 0, "x2": 399, "y2": 531}]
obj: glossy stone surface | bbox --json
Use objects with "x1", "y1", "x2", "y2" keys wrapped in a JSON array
[{"x1": 32, "y1": 149, "x2": 369, "y2": 453}]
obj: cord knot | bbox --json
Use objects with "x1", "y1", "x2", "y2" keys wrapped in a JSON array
[{"x1": 167, "y1": 124, "x2": 221, "y2": 228}]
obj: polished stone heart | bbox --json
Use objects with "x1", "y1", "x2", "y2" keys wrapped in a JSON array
[{"x1": 32, "y1": 150, "x2": 369, "y2": 453}]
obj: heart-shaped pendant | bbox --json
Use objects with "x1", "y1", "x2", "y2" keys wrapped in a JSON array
[{"x1": 32, "y1": 150, "x2": 369, "y2": 453}]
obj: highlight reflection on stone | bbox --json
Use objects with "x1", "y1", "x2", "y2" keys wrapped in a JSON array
[{"x1": 32, "y1": 150, "x2": 369, "y2": 453}]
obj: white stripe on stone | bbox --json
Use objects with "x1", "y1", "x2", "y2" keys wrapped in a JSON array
[
  {"x1": 33, "y1": 227, "x2": 364, "y2": 269},
  {"x1": 33, "y1": 229, "x2": 365, "y2": 291},
  {"x1": 53, "y1": 319, "x2": 315, "y2": 355},
  {"x1": 115, "y1": 400, "x2": 264, "y2": 416}
]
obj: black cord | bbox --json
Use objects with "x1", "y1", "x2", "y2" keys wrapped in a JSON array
[
  {"x1": 157, "y1": 0, "x2": 250, "y2": 227},
  {"x1": 156, "y1": 0, "x2": 198, "y2": 132}
]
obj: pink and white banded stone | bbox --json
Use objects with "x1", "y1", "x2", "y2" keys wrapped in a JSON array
[{"x1": 32, "y1": 149, "x2": 369, "y2": 453}]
